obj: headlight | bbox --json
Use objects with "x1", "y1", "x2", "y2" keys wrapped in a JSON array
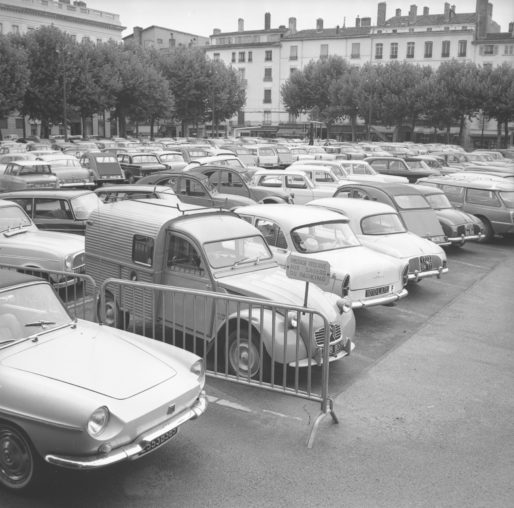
[
  {"x1": 87, "y1": 406, "x2": 110, "y2": 437},
  {"x1": 191, "y1": 359, "x2": 206, "y2": 389},
  {"x1": 64, "y1": 255, "x2": 73, "y2": 269},
  {"x1": 286, "y1": 311, "x2": 299, "y2": 329}
]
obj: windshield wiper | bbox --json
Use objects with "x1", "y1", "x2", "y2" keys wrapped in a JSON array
[
  {"x1": 25, "y1": 320, "x2": 56, "y2": 327},
  {"x1": 232, "y1": 256, "x2": 261, "y2": 268}
]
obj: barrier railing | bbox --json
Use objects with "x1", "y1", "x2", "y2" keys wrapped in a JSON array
[
  {"x1": 0, "y1": 264, "x2": 97, "y2": 322},
  {"x1": 99, "y1": 277, "x2": 342, "y2": 447}
]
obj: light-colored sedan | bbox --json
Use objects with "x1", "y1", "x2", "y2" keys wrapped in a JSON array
[
  {"x1": 234, "y1": 204, "x2": 409, "y2": 309},
  {"x1": 0, "y1": 271, "x2": 207, "y2": 492},
  {"x1": 0, "y1": 161, "x2": 59, "y2": 192},
  {"x1": 0, "y1": 199, "x2": 84, "y2": 287},
  {"x1": 307, "y1": 198, "x2": 449, "y2": 282}
]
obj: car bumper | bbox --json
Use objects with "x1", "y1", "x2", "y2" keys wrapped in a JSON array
[
  {"x1": 447, "y1": 233, "x2": 484, "y2": 245},
  {"x1": 45, "y1": 391, "x2": 207, "y2": 470},
  {"x1": 351, "y1": 287, "x2": 408, "y2": 309},
  {"x1": 408, "y1": 266, "x2": 449, "y2": 282}
]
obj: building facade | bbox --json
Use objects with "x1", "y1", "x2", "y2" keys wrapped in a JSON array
[{"x1": 123, "y1": 25, "x2": 208, "y2": 51}]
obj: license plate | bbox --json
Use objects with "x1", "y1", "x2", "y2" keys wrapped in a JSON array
[
  {"x1": 140, "y1": 427, "x2": 178, "y2": 456},
  {"x1": 365, "y1": 285, "x2": 390, "y2": 297}
]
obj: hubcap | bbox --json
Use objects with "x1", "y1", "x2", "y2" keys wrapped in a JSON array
[
  {"x1": 230, "y1": 341, "x2": 260, "y2": 378},
  {"x1": 0, "y1": 430, "x2": 32, "y2": 487}
]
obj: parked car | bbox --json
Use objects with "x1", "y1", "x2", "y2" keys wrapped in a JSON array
[
  {"x1": 275, "y1": 145, "x2": 294, "y2": 168},
  {"x1": 184, "y1": 155, "x2": 258, "y2": 173},
  {"x1": 414, "y1": 184, "x2": 485, "y2": 246},
  {"x1": 157, "y1": 151, "x2": 188, "y2": 171},
  {"x1": 0, "y1": 153, "x2": 37, "y2": 175},
  {"x1": 0, "y1": 161, "x2": 59, "y2": 192},
  {"x1": 137, "y1": 171, "x2": 257, "y2": 209},
  {"x1": 117, "y1": 152, "x2": 167, "y2": 183},
  {"x1": 86, "y1": 200, "x2": 355, "y2": 379},
  {"x1": 333, "y1": 181, "x2": 451, "y2": 246},
  {"x1": 174, "y1": 145, "x2": 213, "y2": 163},
  {"x1": 416, "y1": 176, "x2": 514, "y2": 241},
  {"x1": 364, "y1": 156, "x2": 440, "y2": 182},
  {"x1": 34, "y1": 153, "x2": 94, "y2": 189},
  {"x1": 95, "y1": 184, "x2": 180, "y2": 204},
  {"x1": 251, "y1": 169, "x2": 335, "y2": 204},
  {"x1": 243, "y1": 145, "x2": 279, "y2": 168},
  {"x1": 0, "y1": 189, "x2": 102, "y2": 235},
  {"x1": 234, "y1": 204, "x2": 409, "y2": 308},
  {"x1": 79, "y1": 151, "x2": 126, "y2": 185},
  {"x1": 0, "y1": 270, "x2": 207, "y2": 492},
  {"x1": 219, "y1": 145, "x2": 259, "y2": 166},
  {"x1": 189, "y1": 166, "x2": 293, "y2": 203},
  {"x1": 0, "y1": 199, "x2": 85, "y2": 287},
  {"x1": 306, "y1": 198, "x2": 448, "y2": 282}
]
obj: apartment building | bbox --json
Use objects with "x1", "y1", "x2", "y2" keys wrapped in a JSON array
[{"x1": 123, "y1": 25, "x2": 208, "y2": 52}]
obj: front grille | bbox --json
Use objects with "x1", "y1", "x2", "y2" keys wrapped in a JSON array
[
  {"x1": 410, "y1": 255, "x2": 442, "y2": 273},
  {"x1": 314, "y1": 323, "x2": 342, "y2": 347},
  {"x1": 365, "y1": 285, "x2": 391, "y2": 298},
  {"x1": 457, "y1": 224, "x2": 476, "y2": 236},
  {"x1": 420, "y1": 255, "x2": 433, "y2": 271}
]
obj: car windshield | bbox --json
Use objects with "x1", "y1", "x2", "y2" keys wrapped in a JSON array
[
  {"x1": 0, "y1": 205, "x2": 33, "y2": 232},
  {"x1": 132, "y1": 155, "x2": 160, "y2": 164},
  {"x1": 204, "y1": 235, "x2": 272, "y2": 268},
  {"x1": 393, "y1": 195, "x2": 431, "y2": 210},
  {"x1": 225, "y1": 158, "x2": 245, "y2": 169},
  {"x1": 424, "y1": 193, "x2": 452, "y2": 210},
  {"x1": 71, "y1": 192, "x2": 103, "y2": 219},
  {"x1": 159, "y1": 153, "x2": 183, "y2": 162},
  {"x1": 291, "y1": 221, "x2": 360, "y2": 253},
  {"x1": 361, "y1": 213, "x2": 406, "y2": 235},
  {"x1": 0, "y1": 283, "x2": 71, "y2": 344},
  {"x1": 331, "y1": 166, "x2": 350, "y2": 178},
  {"x1": 499, "y1": 191, "x2": 514, "y2": 208},
  {"x1": 95, "y1": 156, "x2": 118, "y2": 163}
]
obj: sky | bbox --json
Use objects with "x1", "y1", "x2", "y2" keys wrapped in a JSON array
[{"x1": 92, "y1": 0, "x2": 514, "y2": 38}]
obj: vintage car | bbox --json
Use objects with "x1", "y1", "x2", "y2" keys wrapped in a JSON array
[
  {"x1": 0, "y1": 153, "x2": 37, "y2": 176},
  {"x1": 243, "y1": 145, "x2": 279, "y2": 168},
  {"x1": 0, "y1": 161, "x2": 59, "y2": 192},
  {"x1": 219, "y1": 145, "x2": 259, "y2": 166},
  {"x1": 95, "y1": 184, "x2": 180, "y2": 204},
  {"x1": 0, "y1": 189, "x2": 102, "y2": 235},
  {"x1": 86, "y1": 200, "x2": 355, "y2": 379},
  {"x1": 414, "y1": 184, "x2": 485, "y2": 246},
  {"x1": 79, "y1": 151, "x2": 126, "y2": 185},
  {"x1": 333, "y1": 181, "x2": 451, "y2": 246},
  {"x1": 0, "y1": 271, "x2": 207, "y2": 492},
  {"x1": 364, "y1": 156, "x2": 441, "y2": 182},
  {"x1": 251, "y1": 170, "x2": 335, "y2": 204},
  {"x1": 34, "y1": 153, "x2": 95, "y2": 189},
  {"x1": 137, "y1": 171, "x2": 257, "y2": 209},
  {"x1": 0, "y1": 200, "x2": 85, "y2": 287},
  {"x1": 416, "y1": 176, "x2": 514, "y2": 241},
  {"x1": 306, "y1": 198, "x2": 448, "y2": 282},
  {"x1": 117, "y1": 152, "x2": 167, "y2": 183},
  {"x1": 337, "y1": 160, "x2": 408, "y2": 182},
  {"x1": 188, "y1": 166, "x2": 293, "y2": 203},
  {"x1": 234, "y1": 204, "x2": 409, "y2": 308},
  {"x1": 157, "y1": 151, "x2": 188, "y2": 171}
]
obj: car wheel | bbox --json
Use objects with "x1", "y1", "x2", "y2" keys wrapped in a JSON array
[
  {"x1": 478, "y1": 216, "x2": 494, "y2": 242},
  {"x1": 0, "y1": 423, "x2": 40, "y2": 492},
  {"x1": 99, "y1": 292, "x2": 127, "y2": 329},
  {"x1": 227, "y1": 328, "x2": 270, "y2": 380}
]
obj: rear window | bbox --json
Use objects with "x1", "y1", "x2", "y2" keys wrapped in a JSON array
[{"x1": 393, "y1": 194, "x2": 430, "y2": 210}]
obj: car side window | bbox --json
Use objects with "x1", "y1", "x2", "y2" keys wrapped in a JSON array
[
  {"x1": 255, "y1": 218, "x2": 287, "y2": 249},
  {"x1": 466, "y1": 188, "x2": 501, "y2": 207},
  {"x1": 181, "y1": 177, "x2": 208, "y2": 197},
  {"x1": 166, "y1": 234, "x2": 204, "y2": 273},
  {"x1": 220, "y1": 171, "x2": 244, "y2": 188},
  {"x1": 34, "y1": 199, "x2": 72, "y2": 219},
  {"x1": 285, "y1": 175, "x2": 307, "y2": 189},
  {"x1": 440, "y1": 185, "x2": 464, "y2": 203}
]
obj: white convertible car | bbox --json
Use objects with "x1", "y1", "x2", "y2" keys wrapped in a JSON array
[
  {"x1": 234, "y1": 204, "x2": 409, "y2": 309},
  {"x1": 307, "y1": 198, "x2": 448, "y2": 282}
]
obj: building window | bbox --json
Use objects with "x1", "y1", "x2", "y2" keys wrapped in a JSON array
[
  {"x1": 424, "y1": 41, "x2": 433, "y2": 58},
  {"x1": 263, "y1": 111, "x2": 271, "y2": 125},
  {"x1": 0, "y1": 119, "x2": 8, "y2": 129},
  {"x1": 15, "y1": 118, "x2": 24, "y2": 129},
  {"x1": 406, "y1": 42, "x2": 415, "y2": 58},
  {"x1": 375, "y1": 43, "x2": 383, "y2": 59},
  {"x1": 480, "y1": 45, "x2": 497, "y2": 56},
  {"x1": 504, "y1": 45, "x2": 514, "y2": 56},
  {"x1": 264, "y1": 68, "x2": 272, "y2": 81},
  {"x1": 265, "y1": 50, "x2": 272, "y2": 61},
  {"x1": 11, "y1": 25, "x2": 19, "y2": 35},
  {"x1": 263, "y1": 90, "x2": 272, "y2": 103},
  {"x1": 231, "y1": 52, "x2": 236, "y2": 63},
  {"x1": 238, "y1": 51, "x2": 245, "y2": 62},
  {"x1": 290, "y1": 45, "x2": 298, "y2": 60},
  {"x1": 390, "y1": 42, "x2": 398, "y2": 59},
  {"x1": 320, "y1": 44, "x2": 329, "y2": 59},
  {"x1": 351, "y1": 43, "x2": 360, "y2": 59},
  {"x1": 441, "y1": 40, "x2": 450, "y2": 57},
  {"x1": 213, "y1": 52, "x2": 220, "y2": 61},
  {"x1": 458, "y1": 40, "x2": 467, "y2": 57},
  {"x1": 248, "y1": 51, "x2": 253, "y2": 62}
]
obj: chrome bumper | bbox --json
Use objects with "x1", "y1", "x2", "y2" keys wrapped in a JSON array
[
  {"x1": 351, "y1": 287, "x2": 408, "y2": 309},
  {"x1": 408, "y1": 266, "x2": 449, "y2": 282},
  {"x1": 45, "y1": 392, "x2": 207, "y2": 470},
  {"x1": 447, "y1": 233, "x2": 484, "y2": 245}
]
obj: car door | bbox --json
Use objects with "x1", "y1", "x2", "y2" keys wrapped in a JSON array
[
  {"x1": 32, "y1": 197, "x2": 75, "y2": 233},
  {"x1": 217, "y1": 169, "x2": 251, "y2": 199},
  {"x1": 283, "y1": 174, "x2": 315, "y2": 204},
  {"x1": 172, "y1": 175, "x2": 215, "y2": 207}
]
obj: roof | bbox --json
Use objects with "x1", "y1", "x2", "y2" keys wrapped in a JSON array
[
  {"x1": 417, "y1": 176, "x2": 514, "y2": 191},
  {"x1": 337, "y1": 181, "x2": 418, "y2": 195},
  {"x1": 286, "y1": 26, "x2": 371, "y2": 40},
  {"x1": 0, "y1": 189, "x2": 94, "y2": 199},
  {"x1": 0, "y1": 270, "x2": 41, "y2": 290},
  {"x1": 234, "y1": 203, "x2": 348, "y2": 228},
  {"x1": 94, "y1": 185, "x2": 175, "y2": 193},
  {"x1": 308, "y1": 197, "x2": 398, "y2": 218},
  {"x1": 383, "y1": 12, "x2": 476, "y2": 28}
]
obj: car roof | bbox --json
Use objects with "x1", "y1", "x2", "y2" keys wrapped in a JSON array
[
  {"x1": 6, "y1": 160, "x2": 51, "y2": 167},
  {"x1": 307, "y1": 197, "x2": 398, "y2": 216},
  {"x1": 0, "y1": 269, "x2": 42, "y2": 289},
  {"x1": 337, "y1": 181, "x2": 418, "y2": 195},
  {"x1": 95, "y1": 184, "x2": 176, "y2": 193},
  {"x1": 234, "y1": 203, "x2": 349, "y2": 226},
  {"x1": 417, "y1": 176, "x2": 514, "y2": 191},
  {"x1": 0, "y1": 189, "x2": 94, "y2": 199}
]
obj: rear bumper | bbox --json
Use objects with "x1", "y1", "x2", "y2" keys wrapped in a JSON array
[{"x1": 351, "y1": 287, "x2": 408, "y2": 309}]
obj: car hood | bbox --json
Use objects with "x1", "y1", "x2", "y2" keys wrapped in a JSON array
[
  {"x1": 217, "y1": 266, "x2": 337, "y2": 317},
  {"x1": 358, "y1": 232, "x2": 445, "y2": 259},
  {"x1": 1, "y1": 229, "x2": 84, "y2": 253},
  {"x1": 1, "y1": 323, "x2": 176, "y2": 400},
  {"x1": 435, "y1": 208, "x2": 477, "y2": 225}
]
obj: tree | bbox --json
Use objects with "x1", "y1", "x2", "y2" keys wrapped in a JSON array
[{"x1": 0, "y1": 35, "x2": 29, "y2": 140}]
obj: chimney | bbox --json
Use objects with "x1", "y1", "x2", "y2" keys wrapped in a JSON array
[
  {"x1": 361, "y1": 17, "x2": 371, "y2": 27},
  {"x1": 509, "y1": 21, "x2": 514, "y2": 35},
  {"x1": 264, "y1": 12, "x2": 271, "y2": 30},
  {"x1": 444, "y1": 2, "x2": 450, "y2": 21},
  {"x1": 355, "y1": 16, "x2": 361, "y2": 28},
  {"x1": 316, "y1": 18, "x2": 324, "y2": 30},
  {"x1": 487, "y1": 2, "x2": 492, "y2": 18},
  {"x1": 409, "y1": 4, "x2": 417, "y2": 24},
  {"x1": 395, "y1": 8, "x2": 401, "y2": 17},
  {"x1": 288, "y1": 17, "x2": 297, "y2": 34},
  {"x1": 476, "y1": 0, "x2": 488, "y2": 39},
  {"x1": 423, "y1": 6, "x2": 429, "y2": 15},
  {"x1": 238, "y1": 18, "x2": 244, "y2": 32},
  {"x1": 213, "y1": 28, "x2": 221, "y2": 35},
  {"x1": 133, "y1": 26, "x2": 143, "y2": 45},
  {"x1": 377, "y1": 2, "x2": 386, "y2": 27},
  {"x1": 336, "y1": 25, "x2": 340, "y2": 34}
]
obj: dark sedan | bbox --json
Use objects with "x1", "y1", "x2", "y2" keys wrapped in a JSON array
[{"x1": 365, "y1": 156, "x2": 441, "y2": 183}]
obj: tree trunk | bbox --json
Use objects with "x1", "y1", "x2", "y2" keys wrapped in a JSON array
[
  {"x1": 505, "y1": 120, "x2": 510, "y2": 149},
  {"x1": 459, "y1": 115, "x2": 466, "y2": 146},
  {"x1": 150, "y1": 119, "x2": 155, "y2": 140},
  {"x1": 446, "y1": 124, "x2": 451, "y2": 144},
  {"x1": 496, "y1": 121, "x2": 502, "y2": 148},
  {"x1": 350, "y1": 115, "x2": 357, "y2": 142}
]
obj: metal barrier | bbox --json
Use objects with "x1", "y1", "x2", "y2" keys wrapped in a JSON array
[
  {"x1": 99, "y1": 277, "x2": 342, "y2": 447},
  {"x1": 0, "y1": 264, "x2": 97, "y2": 322}
]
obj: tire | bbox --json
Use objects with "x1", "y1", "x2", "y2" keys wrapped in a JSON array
[
  {"x1": 99, "y1": 292, "x2": 127, "y2": 329},
  {"x1": 478, "y1": 216, "x2": 494, "y2": 242},
  {"x1": 226, "y1": 328, "x2": 270, "y2": 380},
  {"x1": 0, "y1": 423, "x2": 41, "y2": 492}
]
